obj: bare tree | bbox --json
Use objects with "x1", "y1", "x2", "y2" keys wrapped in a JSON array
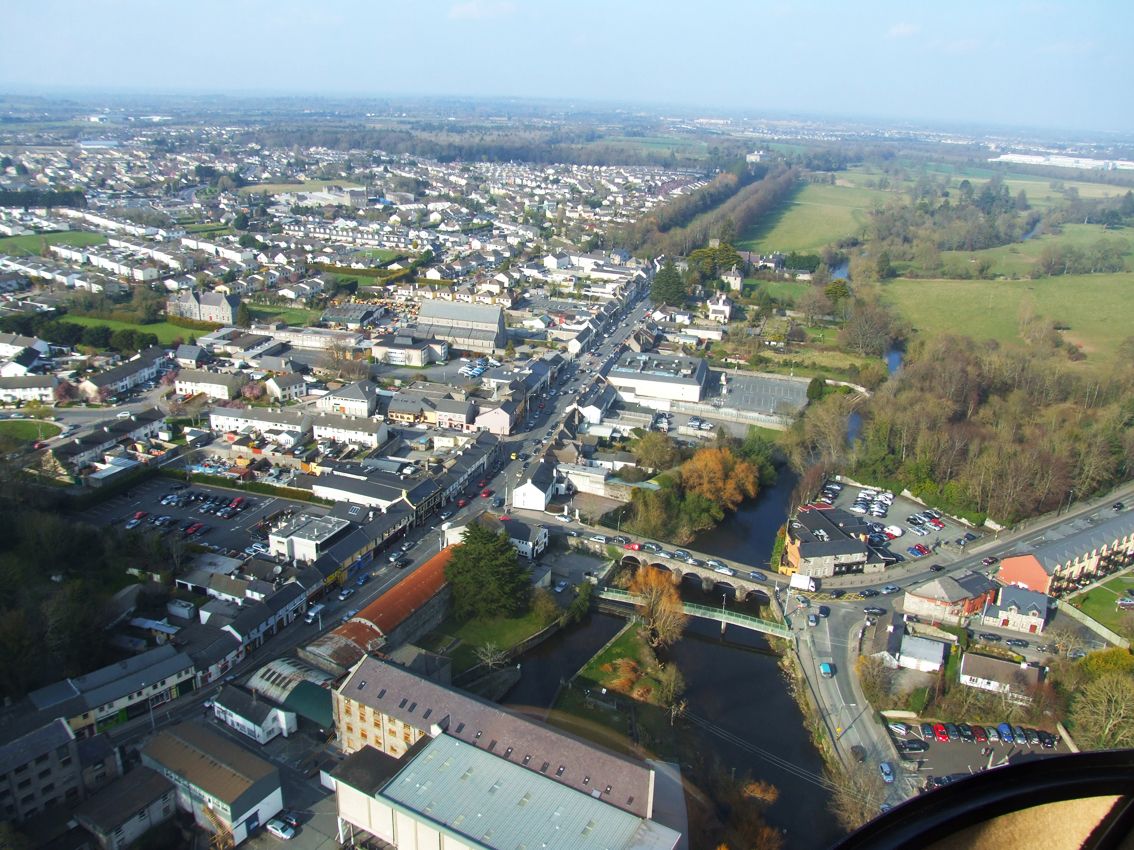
[
  {"x1": 474, "y1": 642, "x2": 507, "y2": 670},
  {"x1": 1070, "y1": 673, "x2": 1134, "y2": 750},
  {"x1": 628, "y1": 568, "x2": 688, "y2": 648},
  {"x1": 828, "y1": 762, "x2": 887, "y2": 832}
]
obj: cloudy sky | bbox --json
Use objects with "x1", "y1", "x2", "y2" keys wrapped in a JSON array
[{"x1": 1, "y1": 0, "x2": 1129, "y2": 133}]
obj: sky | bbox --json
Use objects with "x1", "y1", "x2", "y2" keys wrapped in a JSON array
[{"x1": 1, "y1": 0, "x2": 1131, "y2": 134}]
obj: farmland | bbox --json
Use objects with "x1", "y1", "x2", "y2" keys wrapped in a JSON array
[
  {"x1": 737, "y1": 180, "x2": 886, "y2": 254},
  {"x1": 883, "y1": 273, "x2": 1134, "y2": 370},
  {"x1": 239, "y1": 179, "x2": 363, "y2": 195}
]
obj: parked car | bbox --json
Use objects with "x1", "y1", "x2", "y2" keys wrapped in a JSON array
[
  {"x1": 713, "y1": 565, "x2": 737, "y2": 577},
  {"x1": 977, "y1": 632, "x2": 1002, "y2": 643},
  {"x1": 880, "y1": 584, "x2": 901, "y2": 594},
  {"x1": 933, "y1": 723, "x2": 949, "y2": 743},
  {"x1": 863, "y1": 606, "x2": 887, "y2": 616},
  {"x1": 589, "y1": 534, "x2": 608, "y2": 544},
  {"x1": 265, "y1": 819, "x2": 296, "y2": 840},
  {"x1": 1006, "y1": 638, "x2": 1029, "y2": 648},
  {"x1": 879, "y1": 762, "x2": 895, "y2": 784},
  {"x1": 898, "y1": 739, "x2": 929, "y2": 754},
  {"x1": 888, "y1": 722, "x2": 910, "y2": 736},
  {"x1": 624, "y1": 542, "x2": 642, "y2": 551}
]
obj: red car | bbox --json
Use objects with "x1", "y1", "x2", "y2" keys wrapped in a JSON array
[
  {"x1": 624, "y1": 542, "x2": 642, "y2": 551},
  {"x1": 973, "y1": 725, "x2": 988, "y2": 743},
  {"x1": 133, "y1": 510, "x2": 148, "y2": 520},
  {"x1": 481, "y1": 488, "x2": 492, "y2": 498},
  {"x1": 457, "y1": 498, "x2": 468, "y2": 508},
  {"x1": 933, "y1": 723, "x2": 949, "y2": 743}
]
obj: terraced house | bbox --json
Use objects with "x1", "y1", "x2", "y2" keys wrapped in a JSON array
[{"x1": 997, "y1": 511, "x2": 1134, "y2": 596}]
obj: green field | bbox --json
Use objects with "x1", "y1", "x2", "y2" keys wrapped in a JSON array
[
  {"x1": 0, "y1": 420, "x2": 61, "y2": 441},
  {"x1": 737, "y1": 181, "x2": 886, "y2": 254},
  {"x1": 350, "y1": 247, "x2": 402, "y2": 263},
  {"x1": 239, "y1": 179, "x2": 363, "y2": 195},
  {"x1": 0, "y1": 231, "x2": 106, "y2": 256},
  {"x1": 246, "y1": 303, "x2": 321, "y2": 326},
  {"x1": 65, "y1": 315, "x2": 191, "y2": 345},
  {"x1": 742, "y1": 276, "x2": 813, "y2": 303},
  {"x1": 426, "y1": 610, "x2": 549, "y2": 673},
  {"x1": 884, "y1": 273, "x2": 1134, "y2": 369},
  {"x1": 938, "y1": 223, "x2": 1133, "y2": 279},
  {"x1": 1071, "y1": 574, "x2": 1134, "y2": 633}
]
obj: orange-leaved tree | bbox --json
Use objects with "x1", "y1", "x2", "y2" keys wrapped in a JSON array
[
  {"x1": 628, "y1": 567, "x2": 688, "y2": 648},
  {"x1": 680, "y1": 446, "x2": 759, "y2": 512}
]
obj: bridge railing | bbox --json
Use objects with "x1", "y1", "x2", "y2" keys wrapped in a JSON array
[{"x1": 597, "y1": 589, "x2": 790, "y2": 638}]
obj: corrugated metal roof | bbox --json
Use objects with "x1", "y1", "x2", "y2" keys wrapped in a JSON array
[
  {"x1": 141, "y1": 722, "x2": 277, "y2": 807},
  {"x1": 381, "y1": 735, "x2": 679, "y2": 850}
]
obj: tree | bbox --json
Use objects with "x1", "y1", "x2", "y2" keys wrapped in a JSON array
[
  {"x1": 838, "y1": 299, "x2": 899, "y2": 357},
  {"x1": 473, "y1": 642, "x2": 507, "y2": 669},
  {"x1": 680, "y1": 446, "x2": 759, "y2": 512},
  {"x1": 1069, "y1": 673, "x2": 1134, "y2": 750},
  {"x1": 236, "y1": 302, "x2": 253, "y2": 328},
  {"x1": 796, "y1": 287, "x2": 833, "y2": 326},
  {"x1": 633, "y1": 431, "x2": 680, "y2": 471},
  {"x1": 856, "y1": 655, "x2": 895, "y2": 706},
  {"x1": 806, "y1": 377, "x2": 826, "y2": 401},
  {"x1": 650, "y1": 261, "x2": 685, "y2": 306},
  {"x1": 827, "y1": 762, "x2": 887, "y2": 832},
  {"x1": 628, "y1": 567, "x2": 687, "y2": 648},
  {"x1": 656, "y1": 662, "x2": 686, "y2": 708},
  {"x1": 241, "y1": 381, "x2": 265, "y2": 401},
  {"x1": 446, "y1": 524, "x2": 531, "y2": 621},
  {"x1": 53, "y1": 380, "x2": 76, "y2": 404}
]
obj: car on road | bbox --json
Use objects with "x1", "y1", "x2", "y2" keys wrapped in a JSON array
[
  {"x1": 929, "y1": 564, "x2": 946, "y2": 572},
  {"x1": 642, "y1": 542, "x2": 661, "y2": 553},
  {"x1": 612, "y1": 536, "x2": 630, "y2": 546},
  {"x1": 706, "y1": 559, "x2": 726, "y2": 570},
  {"x1": 337, "y1": 588, "x2": 355, "y2": 602},
  {"x1": 713, "y1": 565, "x2": 737, "y2": 576},
  {"x1": 624, "y1": 542, "x2": 642, "y2": 551},
  {"x1": 553, "y1": 580, "x2": 570, "y2": 593},
  {"x1": 863, "y1": 606, "x2": 887, "y2": 616},
  {"x1": 686, "y1": 558, "x2": 704, "y2": 567},
  {"x1": 880, "y1": 584, "x2": 900, "y2": 594},
  {"x1": 860, "y1": 588, "x2": 880, "y2": 598},
  {"x1": 439, "y1": 510, "x2": 453, "y2": 521},
  {"x1": 879, "y1": 762, "x2": 895, "y2": 784},
  {"x1": 589, "y1": 534, "x2": 608, "y2": 544},
  {"x1": 977, "y1": 632, "x2": 1002, "y2": 643},
  {"x1": 981, "y1": 556, "x2": 999, "y2": 566},
  {"x1": 1006, "y1": 638, "x2": 1029, "y2": 648},
  {"x1": 556, "y1": 513, "x2": 571, "y2": 522},
  {"x1": 746, "y1": 570, "x2": 767, "y2": 582},
  {"x1": 1114, "y1": 502, "x2": 1126, "y2": 512},
  {"x1": 480, "y1": 488, "x2": 492, "y2": 498},
  {"x1": 265, "y1": 818, "x2": 296, "y2": 840}
]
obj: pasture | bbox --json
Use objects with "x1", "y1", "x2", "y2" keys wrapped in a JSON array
[{"x1": 0, "y1": 231, "x2": 105, "y2": 256}]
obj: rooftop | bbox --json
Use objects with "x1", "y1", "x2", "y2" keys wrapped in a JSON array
[{"x1": 141, "y1": 721, "x2": 277, "y2": 807}]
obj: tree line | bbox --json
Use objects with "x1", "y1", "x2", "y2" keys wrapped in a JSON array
[
  {"x1": 786, "y1": 332, "x2": 1134, "y2": 524},
  {"x1": 0, "y1": 188, "x2": 86, "y2": 209}
]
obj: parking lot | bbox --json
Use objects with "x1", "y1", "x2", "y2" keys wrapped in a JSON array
[
  {"x1": 813, "y1": 481, "x2": 980, "y2": 568},
  {"x1": 883, "y1": 718, "x2": 1070, "y2": 793},
  {"x1": 78, "y1": 477, "x2": 323, "y2": 557}
]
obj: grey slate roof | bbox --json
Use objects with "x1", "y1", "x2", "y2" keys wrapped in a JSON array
[
  {"x1": 995, "y1": 585, "x2": 1051, "y2": 618},
  {"x1": 74, "y1": 766, "x2": 173, "y2": 834},
  {"x1": 0, "y1": 717, "x2": 72, "y2": 770},
  {"x1": 215, "y1": 684, "x2": 277, "y2": 726},
  {"x1": 1030, "y1": 511, "x2": 1134, "y2": 572}
]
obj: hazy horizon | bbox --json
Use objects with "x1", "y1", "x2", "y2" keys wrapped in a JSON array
[{"x1": 2, "y1": 0, "x2": 1131, "y2": 135}]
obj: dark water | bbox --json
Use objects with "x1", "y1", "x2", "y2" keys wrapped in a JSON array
[
  {"x1": 885, "y1": 348, "x2": 904, "y2": 375},
  {"x1": 504, "y1": 610, "x2": 843, "y2": 849},
  {"x1": 692, "y1": 467, "x2": 799, "y2": 565}
]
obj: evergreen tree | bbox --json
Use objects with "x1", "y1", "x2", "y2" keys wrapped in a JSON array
[{"x1": 446, "y1": 524, "x2": 530, "y2": 621}]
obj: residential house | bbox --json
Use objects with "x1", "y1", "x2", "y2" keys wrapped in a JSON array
[
  {"x1": 265, "y1": 372, "x2": 307, "y2": 402},
  {"x1": 167, "y1": 290, "x2": 240, "y2": 325},
  {"x1": 513, "y1": 459, "x2": 560, "y2": 512},
  {"x1": 316, "y1": 380, "x2": 379, "y2": 418},
  {"x1": 980, "y1": 586, "x2": 1052, "y2": 635},
  {"x1": 174, "y1": 368, "x2": 245, "y2": 401},
  {"x1": 0, "y1": 374, "x2": 57, "y2": 404},
  {"x1": 958, "y1": 653, "x2": 1044, "y2": 703},
  {"x1": 707, "y1": 291, "x2": 733, "y2": 324},
  {"x1": 174, "y1": 343, "x2": 208, "y2": 368},
  {"x1": 997, "y1": 512, "x2": 1134, "y2": 596},
  {"x1": 77, "y1": 347, "x2": 167, "y2": 401}
]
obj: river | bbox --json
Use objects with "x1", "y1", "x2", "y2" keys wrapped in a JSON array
[{"x1": 502, "y1": 467, "x2": 845, "y2": 848}]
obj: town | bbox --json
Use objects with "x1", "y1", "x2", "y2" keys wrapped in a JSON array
[{"x1": 2, "y1": 27, "x2": 1134, "y2": 850}]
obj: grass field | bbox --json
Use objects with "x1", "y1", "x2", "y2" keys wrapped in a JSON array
[
  {"x1": 938, "y1": 223, "x2": 1133, "y2": 279},
  {"x1": 65, "y1": 315, "x2": 191, "y2": 345},
  {"x1": 884, "y1": 273, "x2": 1134, "y2": 370},
  {"x1": 1071, "y1": 574, "x2": 1134, "y2": 633},
  {"x1": 239, "y1": 179, "x2": 363, "y2": 195},
  {"x1": 350, "y1": 247, "x2": 402, "y2": 263},
  {"x1": 0, "y1": 420, "x2": 61, "y2": 441},
  {"x1": 246, "y1": 303, "x2": 321, "y2": 326},
  {"x1": 737, "y1": 181, "x2": 886, "y2": 254},
  {"x1": 743, "y1": 276, "x2": 813, "y2": 303},
  {"x1": 0, "y1": 231, "x2": 105, "y2": 256},
  {"x1": 428, "y1": 609, "x2": 549, "y2": 673}
]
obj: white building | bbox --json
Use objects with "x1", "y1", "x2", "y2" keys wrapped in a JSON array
[
  {"x1": 175, "y1": 369, "x2": 245, "y2": 401},
  {"x1": 605, "y1": 352, "x2": 708, "y2": 404},
  {"x1": 269, "y1": 514, "x2": 351, "y2": 563},
  {"x1": 0, "y1": 374, "x2": 57, "y2": 403},
  {"x1": 513, "y1": 460, "x2": 560, "y2": 512},
  {"x1": 212, "y1": 685, "x2": 297, "y2": 745}
]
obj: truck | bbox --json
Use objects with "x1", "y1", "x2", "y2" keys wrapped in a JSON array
[
  {"x1": 789, "y1": 573, "x2": 818, "y2": 592},
  {"x1": 819, "y1": 662, "x2": 835, "y2": 678},
  {"x1": 303, "y1": 603, "x2": 326, "y2": 625}
]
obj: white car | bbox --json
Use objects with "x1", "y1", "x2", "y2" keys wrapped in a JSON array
[
  {"x1": 265, "y1": 818, "x2": 295, "y2": 840},
  {"x1": 556, "y1": 513, "x2": 571, "y2": 522},
  {"x1": 553, "y1": 579, "x2": 570, "y2": 593}
]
